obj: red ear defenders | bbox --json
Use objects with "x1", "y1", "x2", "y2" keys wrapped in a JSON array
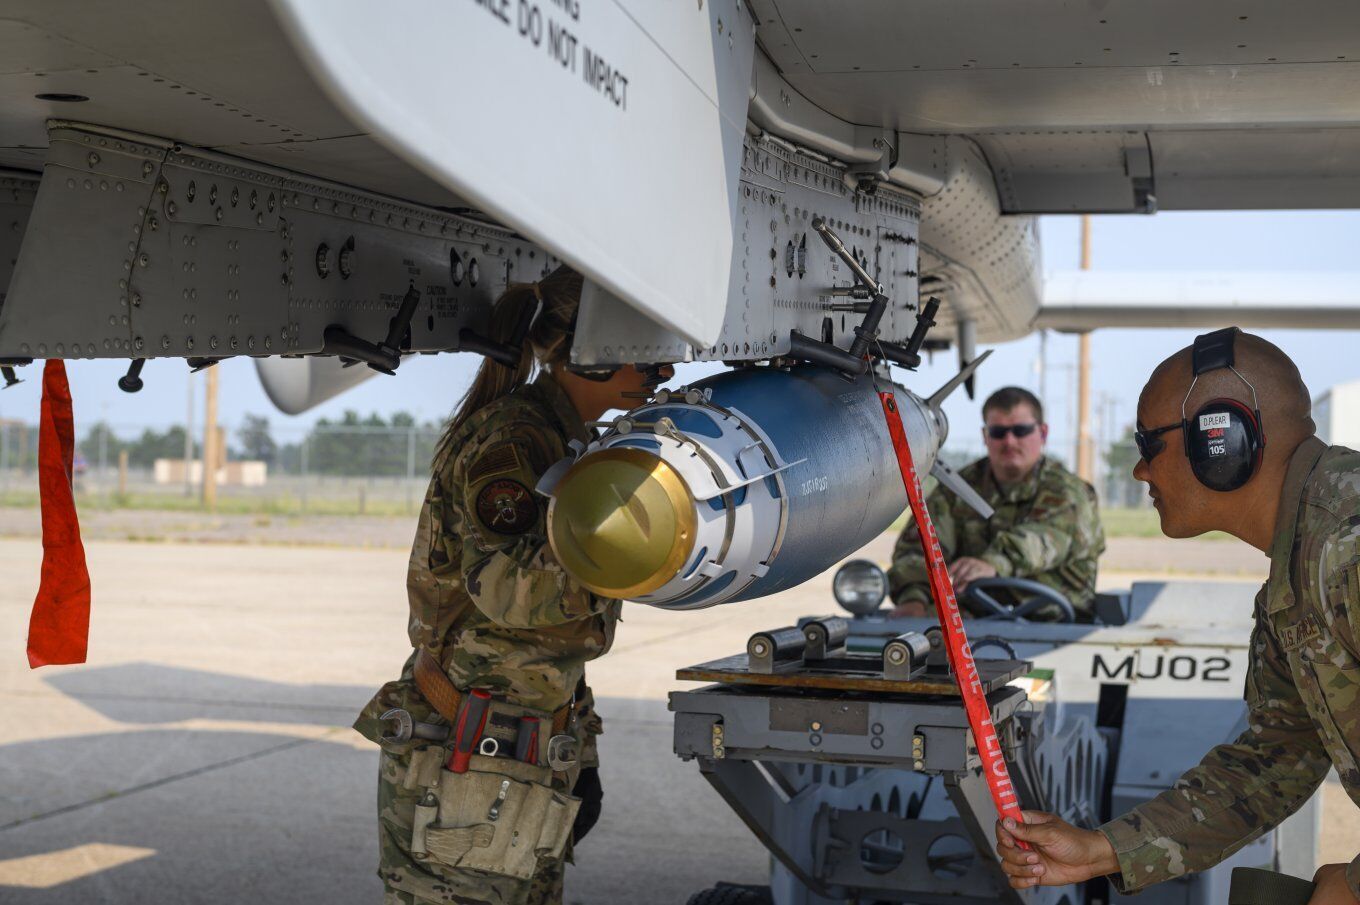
[{"x1": 1182, "y1": 328, "x2": 1266, "y2": 492}]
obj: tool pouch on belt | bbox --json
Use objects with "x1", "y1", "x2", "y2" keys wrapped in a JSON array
[{"x1": 408, "y1": 749, "x2": 581, "y2": 881}]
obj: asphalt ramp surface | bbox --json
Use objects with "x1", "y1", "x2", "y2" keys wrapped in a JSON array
[{"x1": 0, "y1": 536, "x2": 1349, "y2": 905}]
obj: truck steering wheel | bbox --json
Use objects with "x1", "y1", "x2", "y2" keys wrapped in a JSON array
[{"x1": 959, "y1": 577, "x2": 1076, "y2": 624}]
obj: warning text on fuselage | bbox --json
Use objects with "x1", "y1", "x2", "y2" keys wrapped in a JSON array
[{"x1": 474, "y1": 0, "x2": 629, "y2": 112}]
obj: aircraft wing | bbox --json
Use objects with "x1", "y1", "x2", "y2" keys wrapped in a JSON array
[
  {"x1": 269, "y1": 0, "x2": 754, "y2": 349},
  {"x1": 756, "y1": 0, "x2": 1360, "y2": 214},
  {"x1": 1037, "y1": 272, "x2": 1360, "y2": 331}
]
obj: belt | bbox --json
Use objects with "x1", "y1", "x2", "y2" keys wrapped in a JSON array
[{"x1": 413, "y1": 647, "x2": 572, "y2": 737}]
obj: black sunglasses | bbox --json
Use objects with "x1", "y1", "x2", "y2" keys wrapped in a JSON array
[
  {"x1": 984, "y1": 423, "x2": 1039, "y2": 440},
  {"x1": 1134, "y1": 421, "x2": 1183, "y2": 463}
]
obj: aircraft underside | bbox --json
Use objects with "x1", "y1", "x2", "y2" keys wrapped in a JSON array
[{"x1": 3, "y1": 0, "x2": 1356, "y2": 389}]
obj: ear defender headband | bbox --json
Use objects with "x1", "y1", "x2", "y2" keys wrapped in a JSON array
[{"x1": 1182, "y1": 327, "x2": 1266, "y2": 492}]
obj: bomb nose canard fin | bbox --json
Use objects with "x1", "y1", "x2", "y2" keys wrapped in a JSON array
[
  {"x1": 923, "y1": 350, "x2": 996, "y2": 519},
  {"x1": 926, "y1": 349, "x2": 993, "y2": 411},
  {"x1": 931, "y1": 458, "x2": 995, "y2": 520}
]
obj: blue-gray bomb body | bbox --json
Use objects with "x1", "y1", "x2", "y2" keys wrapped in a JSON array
[{"x1": 541, "y1": 365, "x2": 951, "y2": 610}]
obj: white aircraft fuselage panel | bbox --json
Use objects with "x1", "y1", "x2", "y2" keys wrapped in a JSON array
[{"x1": 268, "y1": 0, "x2": 756, "y2": 349}]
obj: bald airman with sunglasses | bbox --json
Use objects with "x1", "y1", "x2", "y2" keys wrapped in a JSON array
[
  {"x1": 887, "y1": 386, "x2": 1105, "y2": 621},
  {"x1": 993, "y1": 329, "x2": 1360, "y2": 905}
]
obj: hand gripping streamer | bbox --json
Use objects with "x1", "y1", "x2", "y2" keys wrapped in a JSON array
[{"x1": 877, "y1": 390, "x2": 1029, "y2": 848}]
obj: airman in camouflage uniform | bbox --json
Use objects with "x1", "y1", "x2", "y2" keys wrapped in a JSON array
[
  {"x1": 1098, "y1": 437, "x2": 1360, "y2": 895},
  {"x1": 355, "y1": 372, "x2": 616, "y2": 904},
  {"x1": 995, "y1": 330, "x2": 1360, "y2": 903},
  {"x1": 889, "y1": 387, "x2": 1105, "y2": 621},
  {"x1": 354, "y1": 268, "x2": 655, "y2": 905}
]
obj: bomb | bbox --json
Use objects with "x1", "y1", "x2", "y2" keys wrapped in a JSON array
[{"x1": 539, "y1": 359, "x2": 989, "y2": 610}]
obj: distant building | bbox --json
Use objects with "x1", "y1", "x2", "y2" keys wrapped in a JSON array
[
  {"x1": 154, "y1": 459, "x2": 267, "y2": 487},
  {"x1": 1313, "y1": 380, "x2": 1360, "y2": 448}
]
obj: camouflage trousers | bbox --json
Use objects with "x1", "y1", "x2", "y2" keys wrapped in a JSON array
[
  {"x1": 380, "y1": 875, "x2": 561, "y2": 905},
  {"x1": 376, "y1": 750, "x2": 569, "y2": 905}
]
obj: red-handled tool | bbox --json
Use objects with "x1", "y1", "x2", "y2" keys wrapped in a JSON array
[
  {"x1": 447, "y1": 688, "x2": 492, "y2": 773},
  {"x1": 878, "y1": 390, "x2": 1030, "y2": 849},
  {"x1": 515, "y1": 716, "x2": 541, "y2": 765}
]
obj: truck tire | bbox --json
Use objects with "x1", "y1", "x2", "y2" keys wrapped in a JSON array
[{"x1": 685, "y1": 883, "x2": 774, "y2": 905}]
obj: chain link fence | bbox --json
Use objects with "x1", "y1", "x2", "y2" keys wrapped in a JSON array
[
  {"x1": 1101, "y1": 440, "x2": 1148, "y2": 509},
  {"x1": 0, "y1": 416, "x2": 1148, "y2": 518},
  {"x1": 0, "y1": 417, "x2": 443, "y2": 516}
]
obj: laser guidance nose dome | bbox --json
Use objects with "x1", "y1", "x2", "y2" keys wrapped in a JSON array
[{"x1": 547, "y1": 447, "x2": 697, "y2": 599}]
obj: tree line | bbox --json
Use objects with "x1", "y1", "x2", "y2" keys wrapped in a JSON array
[
  {"x1": 1, "y1": 417, "x2": 1151, "y2": 496},
  {"x1": 66, "y1": 411, "x2": 444, "y2": 477}
]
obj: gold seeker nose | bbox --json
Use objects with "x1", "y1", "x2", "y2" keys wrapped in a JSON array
[{"x1": 547, "y1": 447, "x2": 697, "y2": 599}]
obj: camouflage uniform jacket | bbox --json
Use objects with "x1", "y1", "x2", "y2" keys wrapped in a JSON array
[
  {"x1": 1099, "y1": 437, "x2": 1360, "y2": 897},
  {"x1": 886, "y1": 456, "x2": 1105, "y2": 618},
  {"x1": 355, "y1": 373, "x2": 620, "y2": 748}
]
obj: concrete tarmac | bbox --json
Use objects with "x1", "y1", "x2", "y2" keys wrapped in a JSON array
[{"x1": 0, "y1": 535, "x2": 1352, "y2": 904}]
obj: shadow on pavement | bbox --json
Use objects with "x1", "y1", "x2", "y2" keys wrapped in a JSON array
[
  {"x1": 0, "y1": 728, "x2": 380, "y2": 904},
  {"x1": 43, "y1": 662, "x2": 375, "y2": 727},
  {"x1": 2, "y1": 666, "x2": 766, "y2": 905}
]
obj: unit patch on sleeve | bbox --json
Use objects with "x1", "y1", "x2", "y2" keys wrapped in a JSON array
[{"x1": 475, "y1": 478, "x2": 539, "y2": 535}]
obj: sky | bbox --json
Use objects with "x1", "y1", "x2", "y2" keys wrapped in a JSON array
[{"x1": 3, "y1": 210, "x2": 1360, "y2": 457}]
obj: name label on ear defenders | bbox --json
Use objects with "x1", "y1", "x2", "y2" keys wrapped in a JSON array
[{"x1": 1199, "y1": 412, "x2": 1232, "y2": 430}]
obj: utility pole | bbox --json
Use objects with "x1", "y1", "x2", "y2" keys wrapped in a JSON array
[
  {"x1": 202, "y1": 365, "x2": 219, "y2": 510},
  {"x1": 1075, "y1": 215, "x2": 1094, "y2": 482},
  {"x1": 1038, "y1": 329, "x2": 1048, "y2": 403}
]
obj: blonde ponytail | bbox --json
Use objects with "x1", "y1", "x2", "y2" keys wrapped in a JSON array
[{"x1": 436, "y1": 265, "x2": 584, "y2": 463}]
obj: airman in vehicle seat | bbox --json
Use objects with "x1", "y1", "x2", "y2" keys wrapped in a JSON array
[{"x1": 887, "y1": 386, "x2": 1105, "y2": 622}]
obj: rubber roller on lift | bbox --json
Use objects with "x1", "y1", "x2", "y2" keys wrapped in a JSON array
[
  {"x1": 882, "y1": 631, "x2": 932, "y2": 681},
  {"x1": 801, "y1": 616, "x2": 850, "y2": 660},
  {"x1": 746, "y1": 626, "x2": 807, "y2": 674}
]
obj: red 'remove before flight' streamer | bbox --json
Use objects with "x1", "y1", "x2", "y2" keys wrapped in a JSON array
[
  {"x1": 27, "y1": 360, "x2": 91, "y2": 668},
  {"x1": 877, "y1": 391, "x2": 1028, "y2": 847}
]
